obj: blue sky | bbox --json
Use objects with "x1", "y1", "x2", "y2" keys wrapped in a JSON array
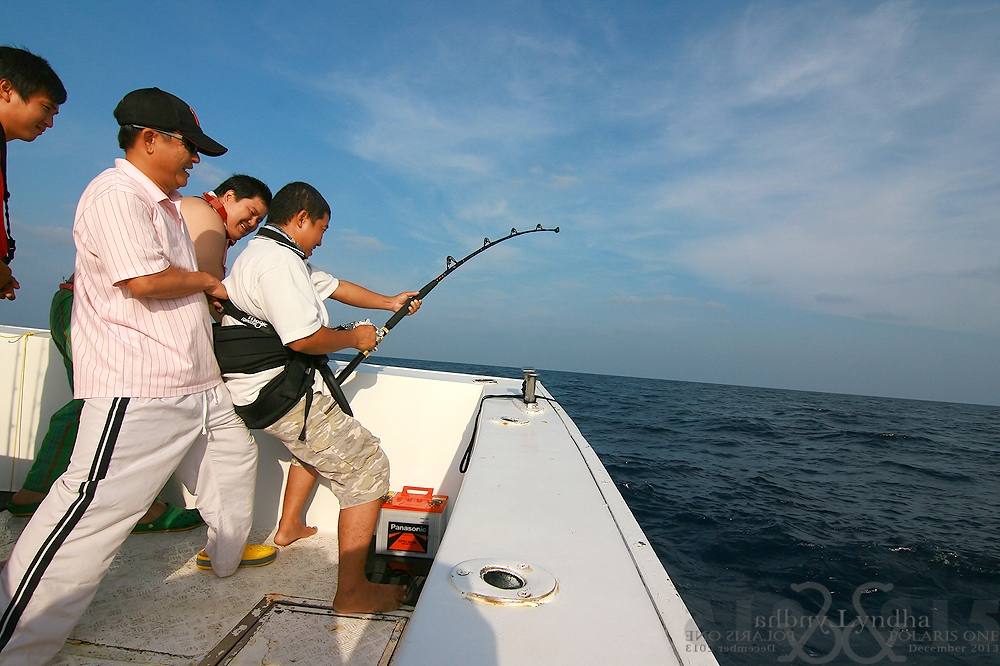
[{"x1": 2, "y1": 2, "x2": 998, "y2": 405}]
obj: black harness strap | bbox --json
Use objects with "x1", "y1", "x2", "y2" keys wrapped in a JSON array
[
  {"x1": 214, "y1": 225, "x2": 352, "y2": 439},
  {"x1": 0, "y1": 121, "x2": 14, "y2": 264},
  {"x1": 216, "y1": 299, "x2": 354, "y2": 439},
  {"x1": 256, "y1": 224, "x2": 306, "y2": 259}
]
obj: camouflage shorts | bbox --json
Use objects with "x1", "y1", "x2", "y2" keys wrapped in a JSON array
[{"x1": 265, "y1": 392, "x2": 389, "y2": 508}]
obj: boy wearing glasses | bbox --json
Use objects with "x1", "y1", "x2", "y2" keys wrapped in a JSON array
[{"x1": 0, "y1": 88, "x2": 273, "y2": 662}]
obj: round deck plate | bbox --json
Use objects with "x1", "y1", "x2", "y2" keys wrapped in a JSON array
[{"x1": 449, "y1": 559, "x2": 558, "y2": 606}]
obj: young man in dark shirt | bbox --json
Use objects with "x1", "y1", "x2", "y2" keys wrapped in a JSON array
[{"x1": 0, "y1": 46, "x2": 67, "y2": 300}]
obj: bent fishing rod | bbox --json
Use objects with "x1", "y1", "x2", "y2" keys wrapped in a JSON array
[{"x1": 335, "y1": 223, "x2": 560, "y2": 384}]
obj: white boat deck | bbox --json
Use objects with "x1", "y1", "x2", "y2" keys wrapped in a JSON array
[
  {"x1": 0, "y1": 523, "x2": 412, "y2": 664},
  {"x1": 0, "y1": 329, "x2": 718, "y2": 664}
]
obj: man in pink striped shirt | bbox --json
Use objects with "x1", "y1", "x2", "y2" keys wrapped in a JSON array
[{"x1": 0, "y1": 88, "x2": 274, "y2": 662}]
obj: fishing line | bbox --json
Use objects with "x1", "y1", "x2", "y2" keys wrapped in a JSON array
[{"x1": 335, "y1": 224, "x2": 559, "y2": 385}]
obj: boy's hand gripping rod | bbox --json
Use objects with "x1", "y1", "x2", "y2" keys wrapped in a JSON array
[{"x1": 335, "y1": 224, "x2": 559, "y2": 384}]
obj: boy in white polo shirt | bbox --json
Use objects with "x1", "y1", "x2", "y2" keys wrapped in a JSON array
[{"x1": 219, "y1": 181, "x2": 421, "y2": 612}]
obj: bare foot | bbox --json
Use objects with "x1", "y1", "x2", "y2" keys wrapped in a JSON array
[
  {"x1": 138, "y1": 500, "x2": 167, "y2": 525},
  {"x1": 10, "y1": 489, "x2": 46, "y2": 505},
  {"x1": 333, "y1": 582, "x2": 406, "y2": 613},
  {"x1": 274, "y1": 522, "x2": 318, "y2": 547}
]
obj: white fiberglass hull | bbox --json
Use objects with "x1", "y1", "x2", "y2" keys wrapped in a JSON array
[{"x1": 0, "y1": 325, "x2": 717, "y2": 665}]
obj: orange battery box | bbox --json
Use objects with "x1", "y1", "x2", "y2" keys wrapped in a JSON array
[{"x1": 375, "y1": 486, "x2": 449, "y2": 559}]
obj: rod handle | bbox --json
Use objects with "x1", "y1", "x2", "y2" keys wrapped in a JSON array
[{"x1": 383, "y1": 279, "x2": 439, "y2": 331}]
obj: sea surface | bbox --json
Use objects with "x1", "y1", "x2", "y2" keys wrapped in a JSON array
[{"x1": 354, "y1": 354, "x2": 1000, "y2": 666}]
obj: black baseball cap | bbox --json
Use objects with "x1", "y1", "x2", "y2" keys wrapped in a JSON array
[{"x1": 113, "y1": 87, "x2": 227, "y2": 157}]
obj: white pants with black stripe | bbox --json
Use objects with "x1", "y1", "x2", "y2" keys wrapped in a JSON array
[{"x1": 0, "y1": 383, "x2": 257, "y2": 663}]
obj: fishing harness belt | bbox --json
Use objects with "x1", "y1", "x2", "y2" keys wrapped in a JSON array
[{"x1": 213, "y1": 225, "x2": 353, "y2": 440}]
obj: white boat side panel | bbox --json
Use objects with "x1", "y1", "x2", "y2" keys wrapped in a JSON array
[
  {"x1": 245, "y1": 363, "x2": 484, "y2": 533},
  {"x1": 394, "y1": 384, "x2": 692, "y2": 666},
  {"x1": 0, "y1": 326, "x2": 73, "y2": 492},
  {"x1": 341, "y1": 363, "x2": 483, "y2": 508}
]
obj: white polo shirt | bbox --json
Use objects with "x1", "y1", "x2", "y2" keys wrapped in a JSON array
[
  {"x1": 72, "y1": 158, "x2": 221, "y2": 398},
  {"x1": 221, "y1": 230, "x2": 339, "y2": 406}
]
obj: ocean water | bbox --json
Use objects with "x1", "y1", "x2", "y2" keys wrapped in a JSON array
[{"x1": 356, "y1": 354, "x2": 1000, "y2": 666}]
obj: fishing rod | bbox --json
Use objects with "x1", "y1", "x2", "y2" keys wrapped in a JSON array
[{"x1": 335, "y1": 223, "x2": 560, "y2": 384}]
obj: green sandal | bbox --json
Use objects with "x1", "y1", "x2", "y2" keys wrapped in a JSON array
[{"x1": 132, "y1": 504, "x2": 204, "y2": 534}]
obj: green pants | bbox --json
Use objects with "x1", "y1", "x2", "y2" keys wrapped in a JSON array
[{"x1": 21, "y1": 286, "x2": 84, "y2": 494}]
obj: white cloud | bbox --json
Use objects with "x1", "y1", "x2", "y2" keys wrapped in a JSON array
[
  {"x1": 269, "y1": 4, "x2": 1000, "y2": 335},
  {"x1": 612, "y1": 293, "x2": 728, "y2": 310},
  {"x1": 548, "y1": 174, "x2": 579, "y2": 189},
  {"x1": 191, "y1": 163, "x2": 228, "y2": 190},
  {"x1": 641, "y1": 2, "x2": 1000, "y2": 333},
  {"x1": 335, "y1": 228, "x2": 387, "y2": 253},
  {"x1": 317, "y1": 76, "x2": 558, "y2": 183},
  {"x1": 22, "y1": 225, "x2": 73, "y2": 245},
  {"x1": 457, "y1": 199, "x2": 509, "y2": 221}
]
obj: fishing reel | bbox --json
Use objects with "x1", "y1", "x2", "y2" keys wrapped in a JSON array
[{"x1": 336, "y1": 318, "x2": 385, "y2": 352}]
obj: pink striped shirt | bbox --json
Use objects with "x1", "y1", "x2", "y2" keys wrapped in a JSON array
[{"x1": 71, "y1": 158, "x2": 221, "y2": 398}]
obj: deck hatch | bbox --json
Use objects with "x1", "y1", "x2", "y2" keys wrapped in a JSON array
[{"x1": 198, "y1": 595, "x2": 408, "y2": 666}]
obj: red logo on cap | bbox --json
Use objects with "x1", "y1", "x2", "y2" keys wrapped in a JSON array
[{"x1": 189, "y1": 106, "x2": 201, "y2": 128}]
